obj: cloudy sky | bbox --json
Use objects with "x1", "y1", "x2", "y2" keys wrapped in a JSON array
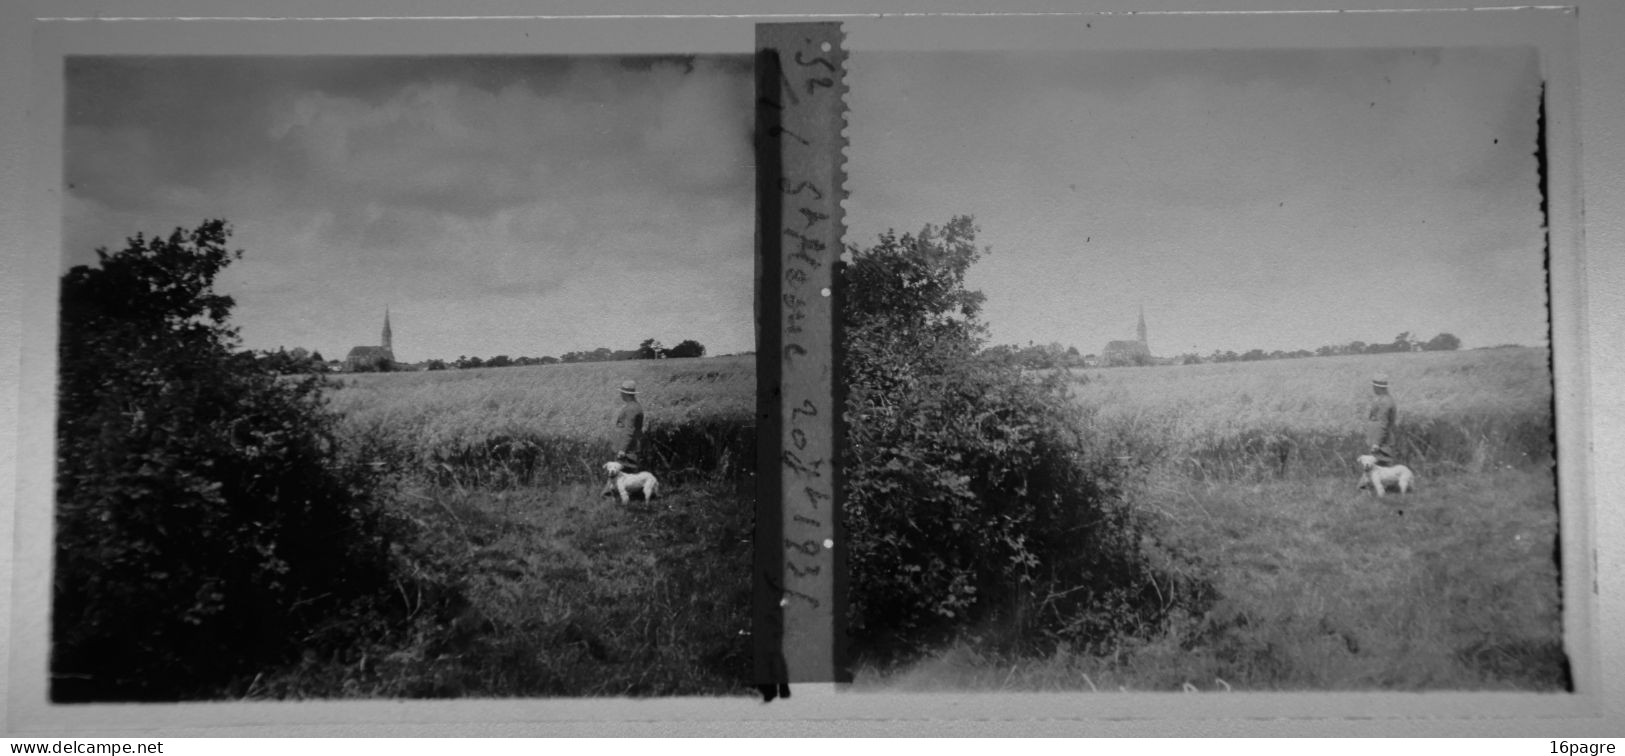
[
  {"x1": 65, "y1": 55, "x2": 755, "y2": 362},
  {"x1": 66, "y1": 47, "x2": 1548, "y2": 361},
  {"x1": 845, "y1": 46, "x2": 1549, "y2": 356}
]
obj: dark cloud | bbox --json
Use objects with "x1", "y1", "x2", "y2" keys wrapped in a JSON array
[{"x1": 64, "y1": 55, "x2": 757, "y2": 358}]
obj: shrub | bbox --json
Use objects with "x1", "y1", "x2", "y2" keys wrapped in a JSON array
[
  {"x1": 667, "y1": 339, "x2": 706, "y2": 359},
  {"x1": 53, "y1": 220, "x2": 405, "y2": 701},
  {"x1": 840, "y1": 217, "x2": 1193, "y2": 661},
  {"x1": 257, "y1": 346, "x2": 329, "y2": 375},
  {"x1": 1424, "y1": 332, "x2": 1463, "y2": 351}
]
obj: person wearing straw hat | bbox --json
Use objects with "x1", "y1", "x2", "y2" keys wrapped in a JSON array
[
  {"x1": 603, "y1": 379, "x2": 646, "y2": 497},
  {"x1": 1365, "y1": 372, "x2": 1398, "y2": 466}
]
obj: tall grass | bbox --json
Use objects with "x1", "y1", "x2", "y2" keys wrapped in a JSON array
[
  {"x1": 1069, "y1": 348, "x2": 1553, "y2": 480},
  {"x1": 1120, "y1": 468, "x2": 1565, "y2": 691},
  {"x1": 327, "y1": 356, "x2": 754, "y2": 487},
  {"x1": 856, "y1": 347, "x2": 1565, "y2": 692},
  {"x1": 254, "y1": 356, "x2": 758, "y2": 698}
]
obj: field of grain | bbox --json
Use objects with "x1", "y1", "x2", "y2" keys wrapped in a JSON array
[
  {"x1": 277, "y1": 355, "x2": 758, "y2": 698},
  {"x1": 319, "y1": 347, "x2": 1564, "y2": 694},
  {"x1": 327, "y1": 355, "x2": 755, "y2": 487},
  {"x1": 1076, "y1": 347, "x2": 1554, "y2": 480},
  {"x1": 859, "y1": 347, "x2": 1566, "y2": 692}
]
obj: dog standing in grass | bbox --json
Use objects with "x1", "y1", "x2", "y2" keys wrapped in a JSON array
[
  {"x1": 604, "y1": 460, "x2": 660, "y2": 503},
  {"x1": 1356, "y1": 453, "x2": 1415, "y2": 496}
]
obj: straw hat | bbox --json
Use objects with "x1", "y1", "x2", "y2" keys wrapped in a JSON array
[
  {"x1": 619, "y1": 380, "x2": 638, "y2": 396},
  {"x1": 1371, "y1": 373, "x2": 1390, "y2": 389}
]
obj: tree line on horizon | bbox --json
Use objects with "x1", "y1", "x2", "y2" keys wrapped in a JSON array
[
  {"x1": 432, "y1": 338, "x2": 708, "y2": 372},
  {"x1": 258, "y1": 337, "x2": 710, "y2": 374},
  {"x1": 985, "y1": 331, "x2": 1466, "y2": 371},
  {"x1": 1174, "y1": 330, "x2": 1462, "y2": 366},
  {"x1": 260, "y1": 323, "x2": 1471, "y2": 376}
]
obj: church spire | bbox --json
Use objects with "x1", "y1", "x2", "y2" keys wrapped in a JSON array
[
  {"x1": 1136, "y1": 304, "x2": 1147, "y2": 348},
  {"x1": 382, "y1": 307, "x2": 393, "y2": 352}
]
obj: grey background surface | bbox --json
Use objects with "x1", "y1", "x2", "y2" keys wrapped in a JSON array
[{"x1": 2, "y1": 0, "x2": 1620, "y2": 737}]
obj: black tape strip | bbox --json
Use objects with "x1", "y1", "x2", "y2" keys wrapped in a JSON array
[
  {"x1": 753, "y1": 21, "x2": 848, "y2": 697},
  {"x1": 753, "y1": 42, "x2": 791, "y2": 700}
]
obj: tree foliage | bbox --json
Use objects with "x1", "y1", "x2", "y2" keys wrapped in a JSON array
[
  {"x1": 1424, "y1": 332, "x2": 1462, "y2": 351},
  {"x1": 637, "y1": 338, "x2": 666, "y2": 360},
  {"x1": 54, "y1": 220, "x2": 401, "y2": 701},
  {"x1": 984, "y1": 342, "x2": 1087, "y2": 370},
  {"x1": 840, "y1": 216, "x2": 1180, "y2": 660},
  {"x1": 257, "y1": 346, "x2": 329, "y2": 375},
  {"x1": 1189, "y1": 332, "x2": 1463, "y2": 364},
  {"x1": 348, "y1": 353, "x2": 395, "y2": 372},
  {"x1": 421, "y1": 339, "x2": 706, "y2": 369},
  {"x1": 667, "y1": 339, "x2": 706, "y2": 359}
]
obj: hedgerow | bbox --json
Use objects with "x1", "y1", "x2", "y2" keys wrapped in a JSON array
[
  {"x1": 53, "y1": 221, "x2": 423, "y2": 700},
  {"x1": 840, "y1": 216, "x2": 1204, "y2": 662}
]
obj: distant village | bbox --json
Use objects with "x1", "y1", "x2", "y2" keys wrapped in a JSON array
[
  {"x1": 261, "y1": 307, "x2": 1468, "y2": 376},
  {"x1": 983, "y1": 307, "x2": 1466, "y2": 371},
  {"x1": 258, "y1": 309, "x2": 716, "y2": 375}
]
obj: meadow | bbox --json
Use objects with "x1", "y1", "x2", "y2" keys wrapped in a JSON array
[
  {"x1": 261, "y1": 356, "x2": 758, "y2": 698},
  {"x1": 1074, "y1": 347, "x2": 1554, "y2": 481},
  {"x1": 307, "y1": 347, "x2": 1564, "y2": 695},
  {"x1": 857, "y1": 347, "x2": 1566, "y2": 692},
  {"x1": 327, "y1": 355, "x2": 755, "y2": 488}
]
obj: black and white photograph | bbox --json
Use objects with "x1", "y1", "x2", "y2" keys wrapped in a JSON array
[
  {"x1": 51, "y1": 54, "x2": 760, "y2": 700},
  {"x1": 836, "y1": 42, "x2": 1566, "y2": 691},
  {"x1": 4, "y1": 2, "x2": 1620, "y2": 739}
]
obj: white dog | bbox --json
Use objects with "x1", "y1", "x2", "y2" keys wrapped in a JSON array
[
  {"x1": 1356, "y1": 454, "x2": 1415, "y2": 496},
  {"x1": 603, "y1": 460, "x2": 660, "y2": 503}
]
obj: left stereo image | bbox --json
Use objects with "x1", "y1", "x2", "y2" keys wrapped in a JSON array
[{"x1": 53, "y1": 53, "x2": 761, "y2": 702}]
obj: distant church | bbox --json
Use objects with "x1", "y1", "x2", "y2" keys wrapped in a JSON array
[
  {"x1": 1101, "y1": 306, "x2": 1154, "y2": 367},
  {"x1": 345, "y1": 309, "x2": 396, "y2": 372}
]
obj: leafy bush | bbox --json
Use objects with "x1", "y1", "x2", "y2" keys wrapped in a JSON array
[
  {"x1": 667, "y1": 339, "x2": 707, "y2": 359},
  {"x1": 840, "y1": 217, "x2": 1194, "y2": 661},
  {"x1": 53, "y1": 220, "x2": 407, "y2": 701},
  {"x1": 1424, "y1": 332, "x2": 1462, "y2": 351},
  {"x1": 256, "y1": 346, "x2": 329, "y2": 375}
]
